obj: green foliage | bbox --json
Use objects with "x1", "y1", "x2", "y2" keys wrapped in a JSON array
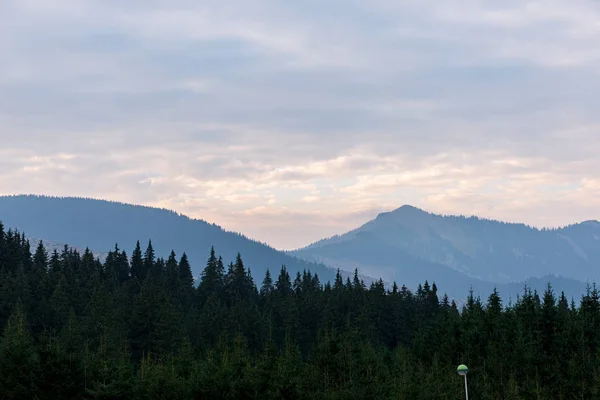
[
  {"x1": 0, "y1": 302, "x2": 40, "y2": 399},
  {"x1": 0, "y1": 222, "x2": 599, "y2": 398}
]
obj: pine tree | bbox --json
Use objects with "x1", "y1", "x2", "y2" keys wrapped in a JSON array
[
  {"x1": 177, "y1": 252, "x2": 195, "y2": 310},
  {"x1": 30, "y1": 241, "x2": 50, "y2": 331},
  {"x1": 0, "y1": 303, "x2": 40, "y2": 398},
  {"x1": 178, "y1": 253, "x2": 194, "y2": 290},
  {"x1": 165, "y1": 250, "x2": 179, "y2": 301},
  {"x1": 198, "y1": 247, "x2": 223, "y2": 304},
  {"x1": 142, "y1": 240, "x2": 156, "y2": 282},
  {"x1": 130, "y1": 240, "x2": 144, "y2": 282},
  {"x1": 260, "y1": 269, "x2": 274, "y2": 298}
]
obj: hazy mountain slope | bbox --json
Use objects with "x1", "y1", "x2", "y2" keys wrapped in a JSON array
[
  {"x1": 27, "y1": 236, "x2": 109, "y2": 262},
  {"x1": 292, "y1": 230, "x2": 591, "y2": 300},
  {"x1": 0, "y1": 194, "x2": 337, "y2": 283},
  {"x1": 293, "y1": 205, "x2": 600, "y2": 285}
]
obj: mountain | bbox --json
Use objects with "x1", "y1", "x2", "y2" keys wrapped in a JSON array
[
  {"x1": 0, "y1": 194, "x2": 338, "y2": 283},
  {"x1": 1, "y1": 196, "x2": 594, "y2": 301},
  {"x1": 291, "y1": 205, "x2": 599, "y2": 299}
]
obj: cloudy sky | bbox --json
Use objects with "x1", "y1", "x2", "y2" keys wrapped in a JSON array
[{"x1": 1, "y1": 0, "x2": 599, "y2": 250}]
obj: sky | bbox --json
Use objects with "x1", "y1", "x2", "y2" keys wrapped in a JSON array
[{"x1": 1, "y1": 0, "x2": 599, "y2": 250}]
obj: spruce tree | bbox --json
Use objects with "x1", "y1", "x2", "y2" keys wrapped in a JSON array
[
  {"x1": 198, "y1": 247, "x2": 223, "y2": 304},
  {"x1": 0, "y1": 303, "x2": 40, "y2": 398}
]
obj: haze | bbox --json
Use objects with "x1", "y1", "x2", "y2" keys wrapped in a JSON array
[{"x1": 1, "y1": 0, "x2": 599, "y2": 249}]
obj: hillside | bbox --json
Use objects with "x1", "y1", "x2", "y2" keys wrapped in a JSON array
[
  {"x1": 0, "y1": 194, "x2": 337, "y2": 283},
  {"x1": 2, "y1": 215, "x2": 598, "y2": 398},
  {"x1": 291, "y1": 205, "x2": 598, "y2": 298}
]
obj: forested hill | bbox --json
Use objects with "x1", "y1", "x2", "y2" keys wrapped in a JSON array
[
  {"x1": 2, "y1": 220, "x2": 600, "y2": 398},
  {"x1": 0, "y1": 194, "x2": 337, "y2": 283}
]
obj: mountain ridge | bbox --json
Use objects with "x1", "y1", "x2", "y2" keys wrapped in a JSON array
[
  {"x1": 0, "y1": 194, "x2": 340, "y2": 284},
  {"x1": 291, "y1": 204, "x2": 599, "y2": 298},
  {"x1": 297, "y1": 204, "x2": 599, "y2": 252},
  {"x1": 1, "y1": 194, "x2": 596, "y2": 300}
]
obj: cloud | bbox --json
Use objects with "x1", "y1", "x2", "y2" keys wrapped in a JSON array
[{"x1": 0, "y1": 0, "x2": 599, "y2": 249}]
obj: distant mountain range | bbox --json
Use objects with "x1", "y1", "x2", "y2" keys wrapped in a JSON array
[
  {"x1": 0, "y1": 195, "x2": 596, "y2": 301},
  {"x1": 0, "y1": 195, "x2": 338, "y2": 284},
  {"x1": 290, "y1": 204, "x2": 599, "y2": 299}
]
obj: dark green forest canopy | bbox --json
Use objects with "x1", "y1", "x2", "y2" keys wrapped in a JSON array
[{"x1": 0, "y1": 221, "x2": 599, "y2": 399}]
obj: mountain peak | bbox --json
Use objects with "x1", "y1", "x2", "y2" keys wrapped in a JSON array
[
  {"x1": 375, "y1": 204, "x2": 428, "y2": 220},
  {"x1": 392, "y1": 204, "x2": 425, "y2": 213}
]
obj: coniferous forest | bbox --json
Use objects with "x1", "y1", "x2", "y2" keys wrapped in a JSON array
[{"x1": 2, "y1": 222, "x2": 600, "y2": 399}]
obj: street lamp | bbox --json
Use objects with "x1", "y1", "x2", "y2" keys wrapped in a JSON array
[{"x1": 457, "y1": 364, "x2": 468, "y2": 400}]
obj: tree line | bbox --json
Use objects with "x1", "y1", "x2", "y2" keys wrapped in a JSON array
[{"x1": 0, "y1": 221, "x2": 599, "y2": 399}]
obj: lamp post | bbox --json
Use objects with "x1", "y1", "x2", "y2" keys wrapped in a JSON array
[{"x1": 457, "y1": 364, "x2": 468, "y2": 400}]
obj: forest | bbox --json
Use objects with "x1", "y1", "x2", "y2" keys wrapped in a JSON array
[{"x1": 0, "y1": 221, "x2": 599, "y2": 399}]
